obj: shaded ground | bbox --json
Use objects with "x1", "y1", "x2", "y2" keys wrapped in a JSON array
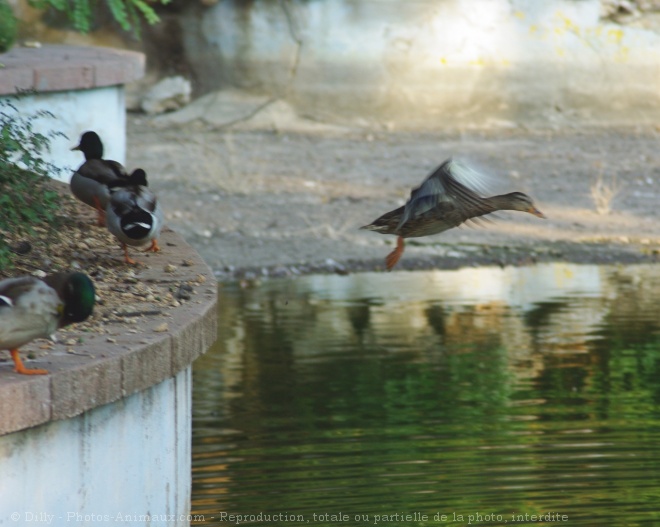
[
  {"x1": 0, "y1": 185, "x2": 210, "y2": 367},
  {"x1": 126, "y1": 113, "x2": 660, "y2": 281}
]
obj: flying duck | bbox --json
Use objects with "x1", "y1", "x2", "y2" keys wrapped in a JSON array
[{"x1": 361, "y1": 158, "x2": 545, "y2": 270}]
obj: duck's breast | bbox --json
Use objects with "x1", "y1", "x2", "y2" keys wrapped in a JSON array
[{"x1": 70, "y1": 172, "x2": 111, "y2": 210}]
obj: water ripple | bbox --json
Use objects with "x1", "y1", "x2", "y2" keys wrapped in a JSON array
[{"x1": 193, "y1": 264, "x2": 660, "y2": 526}]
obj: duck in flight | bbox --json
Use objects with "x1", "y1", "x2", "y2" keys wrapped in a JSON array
[{"x1": 361, "y1": 158, "x2": 546, "y2": 270}]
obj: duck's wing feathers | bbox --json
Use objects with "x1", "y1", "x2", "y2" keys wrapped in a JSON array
[
  {"x1": 108, "y1": 187, "x2": 141, "y2": 217},
  {"x1": 76, "y1": 159, "x2": 128, "y2": 185},
  {"x1": 134, "y1": 187, "x2": 158, "y2": 214},
  {"x1": 396, "y1": 159, "x2": 495, "y2": 231},
  {"x1": 0, "y1": 277, "x2": 39, "y2": 308},
  {"x1": 0, "y1": 277, "x2": 61, "y2": 347}
]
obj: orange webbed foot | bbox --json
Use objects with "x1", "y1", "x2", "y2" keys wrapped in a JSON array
[
  {"x1": 11, "y1": 349, "x2": 48, "y2": 375},
  {"x1": 385, "y1": 236, "x2": 405, "y2": 271},
  {"x1": 144, "y1": 239, "x2": 160, "y2": 253},
  {"x1": 122, "y1": 244, "x2": 142, "y2": 266}
]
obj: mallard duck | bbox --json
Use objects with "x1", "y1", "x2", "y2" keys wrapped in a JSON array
[
  {"x1": 70, "y1": 131, "x2": 129, "y2": 226},
  {"x1": 361, "y1": 158, "x2": 546, "y2": 270},
  {"x1": 106, "y1": 168, "x2": 163, "y2": 265},
  {"x1": 0, "y1": 272, "x2": 95, "y2": 375}
]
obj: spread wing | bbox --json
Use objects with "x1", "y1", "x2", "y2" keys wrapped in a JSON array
[{"x1": 396, "y1": 158, "x2": 495, "y2": 231}]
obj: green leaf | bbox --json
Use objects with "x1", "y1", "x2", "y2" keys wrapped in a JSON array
[
  {"x1": 132, "y1": 0, "x2": 160, "y2": 25},
  {"x1": 73, "y1": 0, "x2": 93, "y2": 32},
  {"x1": 0, "y1": 98, "x2": 64, "y2": 266},
  {"x1": 107, "y1": 0, "x2": 131, "y2": 31},
  {"x1": 27, "y1": 0, "x2": 170, "y2": 38}
]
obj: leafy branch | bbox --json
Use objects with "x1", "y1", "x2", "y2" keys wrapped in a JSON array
[
  {"x1": 27, "y1": 0, "x2": 171, "y2": 37},
  {"x1": 0, "y1": 99, "x2": 65, "y2": 269}
]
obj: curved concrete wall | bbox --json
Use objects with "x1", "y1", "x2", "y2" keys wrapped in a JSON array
[
  {"x1": 0, "y1": 222, "x2": 217, "y2": 526},
  {"x1": 0, "y1": 46, "x2": 216, "y2": 526},
  {"x1": 0, "y1": 370, "x2": 191, "y2": 525}
]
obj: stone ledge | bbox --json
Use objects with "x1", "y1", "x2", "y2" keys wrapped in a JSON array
[
  {"x1": 0, "y1": 228, "x2": 217, "y2": 436},
  {"x1": 0, "y1": 44, "x2": 145, "y2": 95}
]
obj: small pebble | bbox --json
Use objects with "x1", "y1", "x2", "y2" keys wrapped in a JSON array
[{"x1": 153, "y1": 323, "x2": 169, "y2": 333}]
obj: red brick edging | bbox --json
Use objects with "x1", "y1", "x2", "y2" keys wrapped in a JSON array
[
  {"x1": 0, "y1": 44, "x2": 144, "y2": 95},
  {"x1": 0, "y1": 228, "x2": 218, "y2": 436}
]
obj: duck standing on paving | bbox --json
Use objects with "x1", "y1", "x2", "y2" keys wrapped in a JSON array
[
  {"x1": 361, "y1": 158, "x2": 546, "y2": 270},
  {"x1": 106, "y1": 168, "x2": 163, "y2": 265},
  {"x1": 0, "y1": 273, "x2": 95, "y2": 375},
  {"x1": 70, "y1": 131, "x2": 129, "y2": 226}
]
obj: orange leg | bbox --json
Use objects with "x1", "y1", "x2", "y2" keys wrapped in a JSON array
[
  {"x1": 144, "y1": 239, "x2": 160, "y2": 253},
  {"x1": 10, "y1": 349, "x2": 48, "y2": 375},
  {"x1": 385, "y1": 236, "x2": 405, "y2": 271},
  {"x1": 92, "y1": 196, "x2": 106, "y2": 227},
  {"x1": 123, "y1": 244, "x2": 141, "y2": 266}
]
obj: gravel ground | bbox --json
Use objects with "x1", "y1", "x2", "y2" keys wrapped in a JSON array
[
  {"x1": 126, "y1": 114, "x2": 660, "y2": 281},
  {"x1": 1, "y1": 185, "x2": 211, "y2": 366}
]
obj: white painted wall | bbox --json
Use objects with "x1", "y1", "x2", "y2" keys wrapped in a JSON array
[
  {"x1": 2, "y1": 86, "x2": 126, "y2": 182},
  {"x1": 0, "y1": 368, "x2": 192, "y2": 527}
]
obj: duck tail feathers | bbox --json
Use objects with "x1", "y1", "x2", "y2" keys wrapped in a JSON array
[{"x1": 120, "y1": 209, "x2": 155, "y2": 240}]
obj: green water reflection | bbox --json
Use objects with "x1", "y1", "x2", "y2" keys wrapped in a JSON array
[{"x1": 192, "y1": 263, "x2": 660, "y2": 526}]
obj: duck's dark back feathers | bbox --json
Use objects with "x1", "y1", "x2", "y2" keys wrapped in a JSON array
[{"x1": 362, "y1": 159, "x2": 544, "y2": 239}]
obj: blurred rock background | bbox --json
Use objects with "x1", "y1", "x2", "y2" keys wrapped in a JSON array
[{"x1": 7, "y1": 0, "x2": 660, "y2": 128}]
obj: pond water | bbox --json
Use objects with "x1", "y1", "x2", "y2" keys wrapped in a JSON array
[{"x1": 191, "y1": 263, "x2": 660, "y2": 526}]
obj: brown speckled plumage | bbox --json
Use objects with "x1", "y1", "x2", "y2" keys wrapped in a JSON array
[{"x1": 361, "y1": 159, "x2": 545, "y2": 270}]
